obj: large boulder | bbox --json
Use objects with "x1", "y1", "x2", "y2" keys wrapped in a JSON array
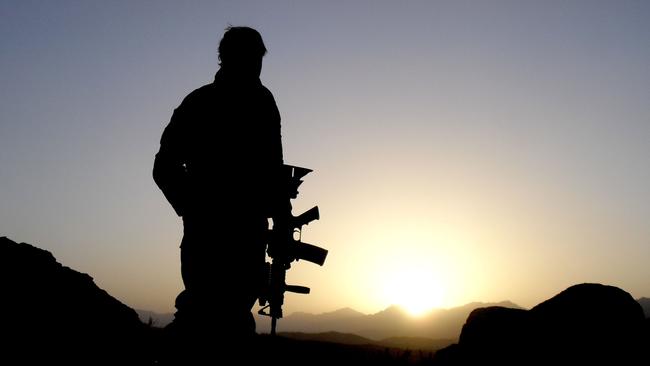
[
  {"x1": 435, "y1": 283, "x2": 647, "y2": 365},
  {"x1": 530, "y1": 283, "x2": 645, "y2": 362},
  {"x1": 458, "y1": 306, "x2": 529, "y2": 359},
  {"x1": 638, "y1": 297, "x2": 650, "y2": 317},
  {"x1": 0, "y1": 236, "x2": 149, "y2": 364}
]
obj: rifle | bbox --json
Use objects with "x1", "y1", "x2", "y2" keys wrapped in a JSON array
[{"x1": 258, "y1": 164, "x2": 328, "y2": 335}]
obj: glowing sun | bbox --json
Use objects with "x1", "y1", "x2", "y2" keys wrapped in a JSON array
[{"x1": 382, "y1": 267, "x2": 446, "y2": 316}]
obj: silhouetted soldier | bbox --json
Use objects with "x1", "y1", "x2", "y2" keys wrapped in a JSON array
[{"x1": 153, "y1": 26, "x2": 285, "y2": 355}]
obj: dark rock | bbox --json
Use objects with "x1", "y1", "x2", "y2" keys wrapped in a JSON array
[
  {"x1": 530, "y1": 283, "x2": 645, "y2": 363},
  {"x1": 637, "y1": 297, "x2": 650, "y2": 318},
  {"x1": 0, "y1": 236, "x2": 149, "y2": 365},
  {"x1": 437, "y1": 283, "x2": 648, "y2": 365},
  {"x1": 458, "y1": 306, "x2": 529, "y2": 363}
]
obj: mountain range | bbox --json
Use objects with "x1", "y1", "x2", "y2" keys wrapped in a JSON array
[
  {"x1": 256, "y1": 301, "x2": 523, "y2": 340},
  {"x1": 139, "y1": 301, "x2": 521, "y2": 340},
  {"x1": 140, "y1": 296, "x2": 650, "y2": 342},
  {"x1": 4, "y1": 235, "x2": 648, "y2": 364}
]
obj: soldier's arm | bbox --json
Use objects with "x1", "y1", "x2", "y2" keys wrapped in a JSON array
[
  {"x1": 267, "y1": 91, "x2": 290, "y2": 219},
  {"x1": 153, "y1": 105, "x2": 188, "y2": 217}
]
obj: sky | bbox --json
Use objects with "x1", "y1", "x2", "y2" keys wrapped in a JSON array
[{"x1": 1, "y1": 0, "x2": 649, "y2": 316}]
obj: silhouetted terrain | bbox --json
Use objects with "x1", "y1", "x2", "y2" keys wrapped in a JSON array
[
  {"x1": 3, "y1": 236, "x2": 648, "y2": 365},
  {"x1": 638, "y1": 297, "x2": 650, "y2": 318},
  {"x1": 435, "y1": 283, "x2": 649, "y2": 365},
  {"x1": 280, "y1": 331, "x2": 454, "y2": 352},
  {"x1": 0, "y1": 236, "x2": 151, "y2": 364},
  {"x1": 257, "y1": 301, "x2": 521, "y2": 340},
  {"x1": 144, "y1": 300, "x2": 521, "y2": 341},
  {"x1": 137, "y1": 309, "x2": 175, "y2": 327},
  {"x1": 251, "y1": 334, "x2": 440, "y2": 365}
]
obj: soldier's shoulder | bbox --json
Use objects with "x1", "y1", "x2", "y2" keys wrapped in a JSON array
[
  {"x1": 259, "y1": 84, "x2": 277, "y2": 102},
  {"x1": 259, "y1": 83, "x2": 274, "y2": 96},
  {"x1": 179, "y1": 83, "x2": 216, "y2": 106}
]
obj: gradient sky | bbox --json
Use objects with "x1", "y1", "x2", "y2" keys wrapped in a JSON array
[{"x1": 1, "y1": 1, "x2": 649, "y2": 315}]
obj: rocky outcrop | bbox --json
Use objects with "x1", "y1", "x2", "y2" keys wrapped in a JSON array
[
  {"x1": 0, "y1": 236, "x2": 149, "y2": 364},
  {"x1": 458, "y1": 306, "x2": 529, "y2": 355},
  {"x1": 530, "y1": 283, "x2": 645, "y2": 360},
  {"x1": 435, "y1": 283, "x2": 647, "y2": 365},
  {"x1": 638, "y1": 297, "x2": 650, "y2": 318}
]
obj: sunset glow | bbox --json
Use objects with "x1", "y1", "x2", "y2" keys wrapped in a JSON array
[
  {"x1": 382, "y1": 267, "x2": 447, "y2": 316},
  {"x1": 1, "y1": 1, "x2": 649, "y2": 318}
]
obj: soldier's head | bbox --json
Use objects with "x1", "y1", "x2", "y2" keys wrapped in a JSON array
[{"x1": 218, "y1": 26, "x2": 267, "y2": 78}]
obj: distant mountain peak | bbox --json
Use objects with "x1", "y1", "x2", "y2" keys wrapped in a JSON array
[
  {"x1": 491, "y1": 300, "x2": 523, "y2": 309},
  {"x1": 374, "y1": 304, "x2": 409, "y2": 316},
  {"x1": 285, "y1": 307, "x2": 365, "y2": 318},
  {"x1": 326, "y1": 307, "x2": 365, "y2": 317},
  {"x1": 456, "y1": 300, "x2": 523, "y2": 311}
]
